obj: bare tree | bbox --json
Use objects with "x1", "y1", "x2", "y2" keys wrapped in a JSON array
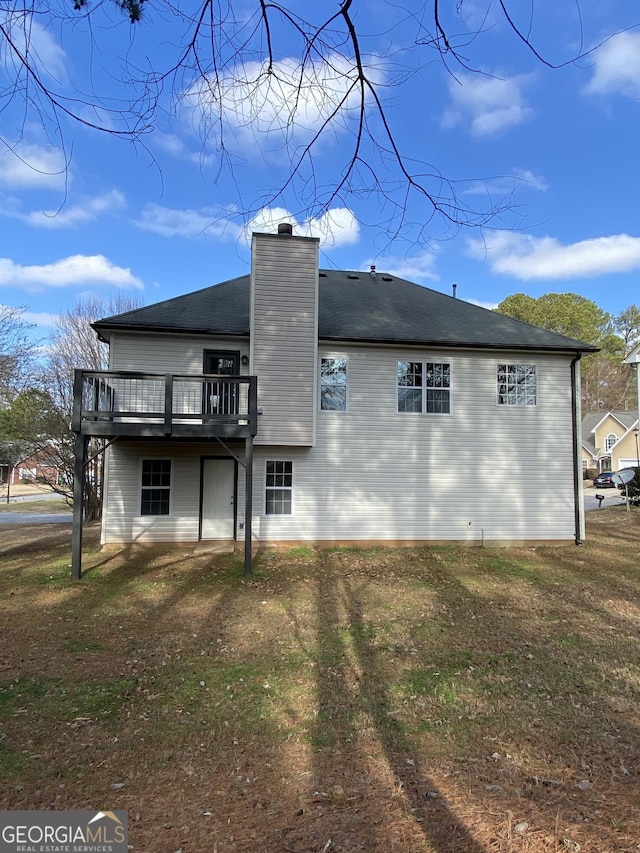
[
  {"x1": 1, "y1": 2, "x2": 635, "y2": 240},
  {"x1": 42, "y1": 293, "x2": 141, "y2": 518},
  {"x1": 0, "y1": 304, "x2": 37, "y2": 405}
]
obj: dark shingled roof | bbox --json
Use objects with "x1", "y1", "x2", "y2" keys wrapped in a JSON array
[{"x1": 94, "y1": 270, "x2": 598, "y2": 353}]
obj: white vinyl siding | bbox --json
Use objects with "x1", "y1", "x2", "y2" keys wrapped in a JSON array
[
  {"x1": 108, "y1": 332, "x2": 249, "y2": 374},
  {"x1": 101, "y1": 345, "x2": 579, "y2": 546},
  {"x1": 251, "y1": 233, "x2": 318, "y2": 447},
  {"x1": 252, "y1": 346, "x2": 577, "y2": 544}
]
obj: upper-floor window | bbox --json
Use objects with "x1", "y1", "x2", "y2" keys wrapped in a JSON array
[
  {"x1": 265, "y1": 460, "x2": 293, "y2": 515},
  {"x1": 604, "y1": 432, "x2": 617, "y2": 452},
  {"x1": 497, "y1": 364, "x2": 536, "y2": 406},
  {"x1": 140, "y1": 459, "x2": 171, "y2": 515},
  {"x1": 397, "y1": 361, "x2": 451, "y2": 414},
  {"x1": 320, "y1": 357, "x2": 347, "y2": 411}
]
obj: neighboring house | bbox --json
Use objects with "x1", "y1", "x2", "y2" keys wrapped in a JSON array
[
  {"x1": 0, "y1": 444, "x2": 60, "y2": 486},
  {"x1": 581, "y1": 410, "x2": 640, "y2": 474},
  {"x1": 71, "y1": 227, "x2": 597, "y2": 577}
]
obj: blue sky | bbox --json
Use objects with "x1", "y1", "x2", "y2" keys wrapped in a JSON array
[{"x1": 1, "y1": 1, "x2": 639, "y2": 341}]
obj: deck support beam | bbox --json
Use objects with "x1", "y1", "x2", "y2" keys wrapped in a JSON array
[
  {"x1": 244, "y1": 435, "x2": 253, "y2": 577},
  {"x1": 71, "y1": 433, "x2": 87, "y2": 580}
]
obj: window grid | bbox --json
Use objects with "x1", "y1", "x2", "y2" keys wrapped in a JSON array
[
  {"x1": 397, "y1": 361, "x2": 450, "y2": 414},
  {"x1": 497, "y1": 364, "x2": 536, "y2": 406},
  {"x1": 320, "y1": 357, "x2": 347, "y2": 411},
  {"x1": 141, "y1": 459, "x2": 171, "y2": 516},
  {"x1": 604, "y1": 433, "x2": 617, "y2": 452},
  {"x1": 265, "y1": 461, "x2": 293, "y2": 515}
]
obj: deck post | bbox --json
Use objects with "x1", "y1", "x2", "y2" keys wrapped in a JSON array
[
  {"x1": 71, "y1": 433, "x2": 88, "y2": 580},
  {"x1": 244, "y1": 435, "x2": 253, "y2": 577}
]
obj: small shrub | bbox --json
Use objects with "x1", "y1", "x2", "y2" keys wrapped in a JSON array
[{"x1": 584, "y1": 467, "x2": 597, "y2": 481}]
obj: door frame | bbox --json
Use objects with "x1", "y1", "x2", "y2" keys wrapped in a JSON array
[{"x1": 199, "y1": 455, "x2": 238, "y2": 540}]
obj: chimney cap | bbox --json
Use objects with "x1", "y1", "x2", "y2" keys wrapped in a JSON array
[{"x1": 278, "y1": 222, "x2": 293, "y2": 235}]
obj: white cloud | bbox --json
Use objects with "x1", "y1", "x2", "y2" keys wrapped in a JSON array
[
  {"x1": 585, "y1": 32, "x2": 640, "y2": 98},
  {"x1": 246, "y1": 208, "x2": 360, "y2": 248},
  {"x1": 137, "y1": 204, "x2": 242, "y2": 240},
  {"x1": 0, "y1": 142, "x2": 67, "y2": 189},
  {"x1": 464, "y1": 168, "x2": 549, "y2": 197},
  {"x1": 137, "y1": 203, "x2": 360, "y2": 248},
  {"x1": 152, "y1": 133, "x2": 215, "y2": 167},
  {"x1": 22, "y1": 310, "x2": 59, "y2": 328},
  {"x1": 3, "y1": 190, "x2": 126, "y2": 228},
  {"x1": 442, "y1": 72, "x2": 534, "y2": 137},
  {"x1": 363, "y1": 251, "x2": 439, "y2": 283},
  {"x1": 185, "y1": 53, "x2": 382, "y2": 152},
  {"x1": 0, "y1": 15, "x2": 67, "y2": 82},
  {"x1": 466, "y1": 231, "x2": 640, "y2": 280},
  {"x1": 0, "y1": 255, "x2": 144, "y2": 290}
]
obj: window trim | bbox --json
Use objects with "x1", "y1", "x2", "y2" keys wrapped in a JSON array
[
  {"x1": 604, "y1": 432, "x2": 617, "y2": 452},
  {"x1": 397, "y1": 360, "x2": 452, "y2": 415},
  {"x1": 319, "y1": 356, "x2": 348, "y2": 412},
  {"x1": 140, "y1": 458, "x2": 172, "y2": 517},
  {"x1": 264, "y1": 460, "x2": 294, "y2": 516},
  {"x1": 496, "y1": 363, "x2": 537, "y2": 407}
]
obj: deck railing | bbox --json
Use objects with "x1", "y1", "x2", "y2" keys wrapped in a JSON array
[{"x1": 72, "y1": 370, "x2": 258, "y2": 438}]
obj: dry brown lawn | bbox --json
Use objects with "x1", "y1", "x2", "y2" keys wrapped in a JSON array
[{"x1": 0, "y1": 508, "x2": 639, "y2": 852}]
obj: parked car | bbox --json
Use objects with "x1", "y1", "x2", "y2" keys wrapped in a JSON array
[{"x1": 593, "y1": 471, "x2": 616, "y2": 488}]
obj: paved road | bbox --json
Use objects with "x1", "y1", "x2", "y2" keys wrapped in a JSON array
[
  {"x1": 0, "y1": 493, "x2": 72, "y2": 524},
  {"x1": 584, "y1": 486, "x2": 626, "y2": 511},
  {"x1": 0, "y1": 512, "x2": 72, "y2": 524}
]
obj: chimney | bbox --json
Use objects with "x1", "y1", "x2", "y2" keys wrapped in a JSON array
[
  {"x1": 278, "y1": 222, "x2": 293, "y2": 235},
  {"x1": 370, "y1": 264, "x2": 377, "y2": 277}
]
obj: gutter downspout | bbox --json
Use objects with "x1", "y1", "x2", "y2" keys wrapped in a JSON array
[{"x1": 571, "y1": 351, "x2": 584, "y2": 545}]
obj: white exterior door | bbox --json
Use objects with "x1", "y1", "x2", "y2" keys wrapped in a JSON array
[{"x1": 201, "y1": 459, "x2": 236, "y2": 539}]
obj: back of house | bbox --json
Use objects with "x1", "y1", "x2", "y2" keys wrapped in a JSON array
[{"x1": 77, "y1": 227, "x2": 596, "y2": 555}]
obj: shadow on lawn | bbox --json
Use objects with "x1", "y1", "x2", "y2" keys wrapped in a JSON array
[{"x1": 299, "y1": 553, "x2": 488, "y2": 853}]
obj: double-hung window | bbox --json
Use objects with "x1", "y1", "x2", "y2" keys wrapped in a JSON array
[
  {"x1": 497, "y1": 364, "x2": 536, "y2": 406},
  {"x1": 265, "y1": 461, "x2": 293, "y2": 515},
  {"x1": 320, "y1": 357, "x2": 347, "y2": 411},
  {"x1": 140, "y1": 459, "x2": 171, "y2": 515},
  {"x1": 397, "y1": 361, "x2": 451, "y2": 414}
]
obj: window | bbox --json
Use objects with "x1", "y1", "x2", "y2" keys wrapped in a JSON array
[
  {"x1": 397, "y1": 361, "x2": 450, "y2": 414},
  {"x1": 265, "y1": 461, "x2": 293, "y2": 515},
  {"x1": 320, "y1": 357, "x2": 347, "y2": 411},
  {"x1": 604, "y1": 433, "x2": 617, "y2": 452},
  {"x1": 497, "y1": 364, "x2": 536, "y2": 406},
  {"x1": 141, "y1": 459, "x2": 171, "y2": 515}
]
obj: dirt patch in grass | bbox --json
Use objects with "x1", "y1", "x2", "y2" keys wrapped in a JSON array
[{"x1": 1, "y1": 510, "x2": 639, "y2": 852}]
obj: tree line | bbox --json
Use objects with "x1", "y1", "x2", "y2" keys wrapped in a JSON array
[
  {"x1": 496, "y1": 293, "x2": 640, "y2": 413},
  {"x1": 0, "y1": 290, "x2": 638, "y2": 514},
  {"x1": 0, "y1": 295, "x2": 139, "y2": 514}
]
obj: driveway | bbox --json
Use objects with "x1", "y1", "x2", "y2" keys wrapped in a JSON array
[{"x1": 584, "y1": 485, "x2": 626, "y2": 511}]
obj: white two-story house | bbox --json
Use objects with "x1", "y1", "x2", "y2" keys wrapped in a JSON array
[{"x1": 70, "y1": 227, "x2": 596, "y2": 577}]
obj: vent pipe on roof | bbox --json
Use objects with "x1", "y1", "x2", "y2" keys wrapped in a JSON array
[
  {"x1": 452, "y1": 283, "x2": 457, "y2": 298},
  {"x1": 370, "y1": 265, "x2": 377, "y2": 277},
  {"x1": 278, "y1": 222, "x2": 293, "y2": 235}
]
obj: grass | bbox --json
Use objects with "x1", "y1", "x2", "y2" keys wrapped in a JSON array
[
  {"x1": 0, "y1": 497, "x2": 70, "y2": 513},
  {"x1": 0, "y1": 509, "x2": 639, "y2": 852}
]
